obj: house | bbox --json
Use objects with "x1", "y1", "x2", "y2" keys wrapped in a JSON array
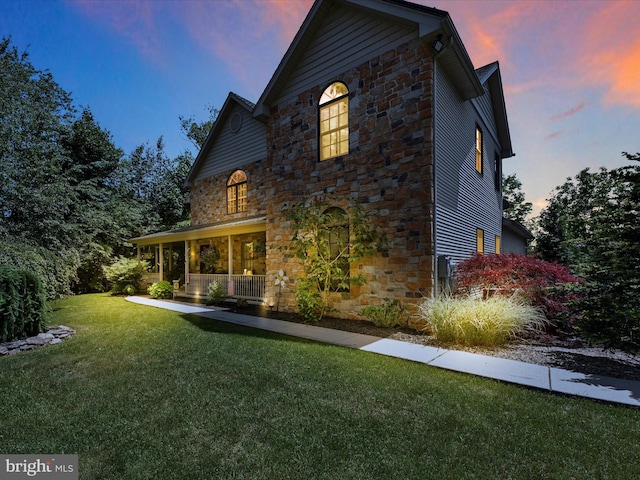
[
  {"x1": 501, "y1": 218, "x2": 534, "y2": 255},
  {"x1": 130, "y1": 0, "x2": 514, "y2": 320}
]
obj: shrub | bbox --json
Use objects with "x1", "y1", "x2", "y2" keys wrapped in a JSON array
[
  {"x1": 454, "y1": 253, "x2": 580, "y2": 321},
  {"x1": 0, "y1": 266, "x2": 48, "y2": 342},
  {"x1": 148, "y1": 281, "x2": 173, "y2": 299},
  {"x1": 418, "y1": 295, "x2": 547, "y2": 347},
  {"x1": 295, "y1": 277, "x2": 324, "y2": 323},
  {"x1": 206, "y1": 281, "x2": 227, "y2": 306},
  {"x1": 103, "y1": 257, "x2": 149, "y2": 294},
  {"x1": 361, "y1": 298, "x2": 408, "y2": 328},
  {"x1": 0, "y1": 240, "x2": 79, "y2": 300},
  {"x1": 236, "y1": 297, "x2": 249, "y2": 308},
  {"x1": 123, "y1": 284, "x2": 137, "y2": 296}
]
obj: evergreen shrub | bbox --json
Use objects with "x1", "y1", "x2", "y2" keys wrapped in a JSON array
[
  {"x1": 0, "y1": 265, "x2": 48, "y2": 342},
  {"x1": 206, "y1": 281, "x2": 227, "y2": 306},
  {"x1": 148, "y1": 281, "x2": 173, "y2": 299},
  {"x1": 103, "y1": 257, "x2": 148, "y2": 294},
  {"x1": 0, "y1": 240, "x2": 79, "y2": 300},
  {"x1": 361, "y1": 298, "x2": 408, "y2": 328}
]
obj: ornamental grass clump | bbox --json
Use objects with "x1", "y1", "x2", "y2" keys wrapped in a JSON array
[{"x1": 418, "y1": 295, "x2": 547, "y2": 347}]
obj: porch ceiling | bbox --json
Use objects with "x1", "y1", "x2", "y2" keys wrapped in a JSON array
[{"x1": 130, "y1": 216, "x2": 267, "y2": 246}]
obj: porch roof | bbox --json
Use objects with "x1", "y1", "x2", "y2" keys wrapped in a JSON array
[{"x1": 130, "y1": 215, "x2": 267, "y2": 246}]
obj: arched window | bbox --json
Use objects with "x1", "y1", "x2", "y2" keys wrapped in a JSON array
[
  {"x1": 319, "y1": 82, "x2": 349, "y2": 161},
  {"x1": 322, "y1": 207, "x2": 350, "y2": 291},
  {"x1": 227, "y1": 170, "x2": 247, "y2": 214}
]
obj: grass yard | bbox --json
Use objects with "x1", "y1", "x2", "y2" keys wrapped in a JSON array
[{"x1": 1, "y1": 294, "x2": 639, "y2": 479}]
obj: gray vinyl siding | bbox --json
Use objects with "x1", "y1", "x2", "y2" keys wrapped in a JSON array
[
  {"x1": 472, "y1": 84, "x2": 498, "y2": 147},
  {"x1": 434, "y1": 63, "x2": 502, "y2": 265},
  {"x1": 274, "y1": 5, "x2": 417, "y2": 106},
  {"x1": 193, "y1": 104, "x2": 267, "y2": 182}
]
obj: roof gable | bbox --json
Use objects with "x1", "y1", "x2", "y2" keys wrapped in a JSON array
[
  {"x1": 476, "y1": 61, "x2": 513, "y2": 158},
  {"x1": 253, "y1": 0, "x2": 483, "y2": 119},
  {"x1": 185, "y1": 92, "x2": 257, "y2": 186}
]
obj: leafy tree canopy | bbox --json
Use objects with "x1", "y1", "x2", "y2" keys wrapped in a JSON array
[
  {"x1": 0, "y1": 37, "x2": 196, "y2": 296},
  {"x1": 179, "y1": 104, "x2": 219, "y2": 151},
  {"x1": 535, "y1": 154, "x2": 640, "y2": 349},
  {"x1": 502, "y1": 173, "x2": 533, "y2": 228}
]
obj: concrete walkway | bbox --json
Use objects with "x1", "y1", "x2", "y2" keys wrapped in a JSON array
[{"x1": 127, "y1": 296, "x2": 640, "y2": 407}]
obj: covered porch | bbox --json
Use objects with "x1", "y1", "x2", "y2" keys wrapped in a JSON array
[{"x1": 131, "y1": 216, "x2": 267, "y2": 302}]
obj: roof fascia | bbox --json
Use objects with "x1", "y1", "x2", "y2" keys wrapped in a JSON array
[
  {"x1": 253, "y1": 0, "x2": 326, "y2": 120},
  {"x1": 481, "y1": 62, "x2": 514, "y2": 158},
  {"x1": 130, "y1": 217, "x2": 267, "y2": 245},
  {"x1": 438, "y1": 15, "x2": 484, "y2": 100},
  {"x1": 184, "y1": 92, "x2": 254, "y2": 187},
  {"x1": 502, "y1": 217, "x2": 533, "y2": 239}
]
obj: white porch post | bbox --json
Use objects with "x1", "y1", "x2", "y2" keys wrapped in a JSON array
[
  {"x1": 228, "y1": 235, "x2": 233, "y2": 275},
  {"x1": 184, "y1": 241, "x2": 189, "y2": 285},
  {"x1": 159, "y1": 243, "x2": 164, "y2": 282},
  {"x1": 228, "y1": 235, "x2": 233, "y2": 296}
]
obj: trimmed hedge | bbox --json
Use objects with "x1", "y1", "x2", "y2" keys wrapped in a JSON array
[{"x1": 0, "y1": 266, "x2": 48, "y2": 342}]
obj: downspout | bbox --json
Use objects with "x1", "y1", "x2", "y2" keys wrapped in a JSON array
[{"x1": 431, "y1": 33, "x2": 451, "y2": 297}]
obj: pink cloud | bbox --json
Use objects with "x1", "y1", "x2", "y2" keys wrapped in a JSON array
[
  {"x1": 68, "y1": 0, "x2": 165, "y2": 66},
  {"x1": 551, "y1": 102, "x2": 587, "y2": 122},
  {"x1": 545, "y1": 129, "x2": 578, "y2": 141},
  {"x1": 578, "y1": 1, "x2": 640, "y2": 107},
  {"x1": 176, "y1": 0, "x2": 311, "y2": 97}
]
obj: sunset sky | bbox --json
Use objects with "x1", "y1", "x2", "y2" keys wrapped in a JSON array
[{"x1": 2, "y1": 0, "x2": 639, "y2": 217}]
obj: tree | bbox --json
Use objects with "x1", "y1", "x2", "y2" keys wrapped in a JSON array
[
  {"x1": 0, "y1": 38, "x2": 158, "y2": 296},
  {"x1": 0, "y1": 37, "x2": 76, "y2": 250},
  {"x1": 502, "y1": 173, "x2": 533, "y2": 227},
  {"x1": 179, "y1": 104, "x2": 219, "y2": 151},
  {"x1": 282, "y1": 198, "x2": 386, "y2": 321},
  {"x1": 115, "y1": 138, "x2": 192, "y2": 230},
  {"x1": 536, "y1": 155, "x2": 640, "y2": 349}
]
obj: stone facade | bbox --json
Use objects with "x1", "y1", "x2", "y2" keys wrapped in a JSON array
[
  {"x1": 261, "y1": 37, "x2": 436, "y2": 318},
  {"x1": 190, "y1": 160, "x2": 268, "y2": 226}
]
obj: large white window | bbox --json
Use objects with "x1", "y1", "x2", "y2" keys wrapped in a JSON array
[{"x1": 319, "y1": 82, "x2": 349, "y2": 161}]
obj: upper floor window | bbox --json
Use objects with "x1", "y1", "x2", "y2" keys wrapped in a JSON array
[
  {"x1": 319, "y1": 82, "x2": 349, "y2": 161},
  {"x1": 475, "y1": 126, "x2": 483, "y2": 174},
  {"x1": 494, "y1": 152, "x2": 501, "y2": 191},
  {"x1": 227, "y1": 170, "x2": 247, "y2": 214}
]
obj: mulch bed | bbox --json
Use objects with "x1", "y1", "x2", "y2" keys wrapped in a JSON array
[{"x1": 178, "y1": 297, "x2": 640, "y2": 382}]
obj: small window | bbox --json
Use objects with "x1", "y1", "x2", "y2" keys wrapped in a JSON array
[
  {"x1": 476, "y1": 228, "x2": 484, "y2": 254},
  {"x1": 227, "y1": 170, "x2": 247, "y2": 214},
  {"x1": 495, "y1": 235, "x2": 501, "y2": 254},
  {"x1": 475, "y1": 126, "x2": 483, "y2": 174},
  {"x1": 494, "y1": 152, "x2": 501, "y2": 191},
  {"x1": 319, "y1": 82, "x2": 349, "y2": 161}
]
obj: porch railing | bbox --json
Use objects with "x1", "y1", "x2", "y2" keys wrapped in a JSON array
[
  {"x1": 185, "y1": 274, "x2": 266, "y2": 301},
  {"x1": 141, "y1": 273, "x2": 161, "y2": 285}
]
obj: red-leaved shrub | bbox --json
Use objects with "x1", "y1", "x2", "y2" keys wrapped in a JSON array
[{"x1": 454, "y1": 253, "x2": 581, "y2": 322}]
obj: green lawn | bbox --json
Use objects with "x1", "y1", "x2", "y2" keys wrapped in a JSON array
[{"x1": 1, "y1": 294, "x2": 639, "y2": 479}]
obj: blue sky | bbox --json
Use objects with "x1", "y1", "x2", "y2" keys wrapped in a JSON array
[{"x1": 2, "y1": 0, "x2": 639, "y2": 216}]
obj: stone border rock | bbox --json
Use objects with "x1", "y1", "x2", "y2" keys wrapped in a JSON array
[{"x1": 0, "y1": 326, "x2": 76, "y2": 356}]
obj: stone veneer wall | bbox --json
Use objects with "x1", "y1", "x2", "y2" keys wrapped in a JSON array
[
  {"x1": 190, "y1": 160, "x2": 268, "y2": 226},
  {"x1": 264, "y1": 38, "x2": 436, "y2": 320}
]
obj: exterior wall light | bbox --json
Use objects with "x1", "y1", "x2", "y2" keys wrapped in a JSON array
[{"x1": 432, "y1": 34, "x2": 444, "y2": 53}]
